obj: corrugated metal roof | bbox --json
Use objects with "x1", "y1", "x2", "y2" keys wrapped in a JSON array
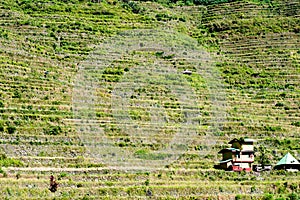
[
  {"x1": 219, "y1": 159, "x2": 232, "y2": 163},
  {"x1": 228, "y1": 138, "x2": 256, "y2": 144},
  {"x1": 218, "y1": 148, "x2": 240, "y2": 153},
  {"x1": 276, "y1": 152, "x2": 300, "y2": 166},
  {"x1": 227, "y1": 148, "x2": 239, "y2": 150}
]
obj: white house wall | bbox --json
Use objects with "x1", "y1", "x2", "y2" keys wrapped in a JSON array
[{"x1": 242, "y1": 144, "x2": 254, "y2": 151}]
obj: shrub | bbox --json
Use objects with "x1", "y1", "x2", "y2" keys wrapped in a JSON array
[
  {"x1": 288, "y1": 192, "x2": 299, "y2": 200},
  {"x1": 12, "y1": 90, "x2": 21, "y2": 98},
  {"x1": 59, "y1": 172, "x2": 68, "y2": 178},
  {"x1": 145, "y1": 179, "x2": 150, "y2": 186},
  {"x1": 7, "y1": 126, "x2": 16, "y2": 134},
  {"x1": 0, "y1": 153, "x2": 23, "y2": 167},
  {"x1": 0, "y1": 124, "x2": 4, "y2": 132},
  {"x1": 235, "y1": 194, "x2": 242, "y2": 200},
  {"x1": 45, "y1": 125, "x2": 62, "y2": 135},
  {"x1": 122, "y1": 1, "x2": 145, "y2": 14},
  {"x1": 291, "y1": 121, "x2": 300, "y2": 127},
  {"x1": 289, "y1": 183, "x2": 298, "y2": 191},
  {"x1": 262, "y1": 193, "x2": 274, "y2": 200},
  {"x1": 251, "y1": 186, "x2": 256, "y2": 193},
  {"x1": 275, "y1": 102, "x2": 284, "y2": 107},
  {"x1": 0, "y1": 153, "x2": 7, "y2": 160}
]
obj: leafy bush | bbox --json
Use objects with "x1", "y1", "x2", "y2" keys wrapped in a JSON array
[
  {"x1": 0, "y1": 153, "x2": 23, "y2": 167},
  {"x1": 12, "y1": 90, "x2": 21, "y2": 98},
  {"x1": 122, "y1": 1, "x2": 145, "y2": 14},
  {"x1": 289, "y1": 183, "x2": 298, "y2": 191},
  {"x1": 45, "y1": 125, "x2": 62, "y2": 135},
  {"x1": 0, "y1": 28, "x2": 9, "y2": 39},
  {"x1": 0, "y1": 123, "x2": 4, "y2": 132},
  {"x1": 291, "y1": 121, "x2": 300, "y2": 127},
  {"x1": 59, "y1": 172, "x2": 68, "y2": 179},
  {"x1": 7, "y1": 126, "x2": 16, "y2": 134},
  {"x1": 155, "y1": 13, "x2": 175, "y2": 21},
  {"x1": 275, "y1": 102, "x2": 284, "y2": 107},
  {"x1": 287, "y1": 192, "x2": 299, "y2": 200},
  {"x1": 262, "y1": 193, "x2": 274, "y2": 200}
]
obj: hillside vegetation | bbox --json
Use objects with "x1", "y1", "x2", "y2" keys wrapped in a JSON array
[{"x1": 0, "y1": 0, "x2": 299, "y2": 199}]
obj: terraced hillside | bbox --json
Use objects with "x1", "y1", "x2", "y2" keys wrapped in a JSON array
[
  {"x1": 201, "y1": 1, "x2": 300, "y2": 151},
  {"x1": 0, "y1": 0, "x2": 299, "y2": 199}
]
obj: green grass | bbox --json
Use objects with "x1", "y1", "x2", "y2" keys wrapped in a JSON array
[{"x1": 0, "y1": 0, "x2": 299, "y2": 199}]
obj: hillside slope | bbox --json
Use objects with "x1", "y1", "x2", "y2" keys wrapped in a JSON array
[{"x1": 0, "y1": 0, "x2": 299, "y2": 199}]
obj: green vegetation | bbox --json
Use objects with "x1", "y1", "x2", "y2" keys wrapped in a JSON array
[
  {"x1": 124, "y1": 0, "x2": 236, "y2": 6},
  {"x1": 0, "y1": 153, "x2": 23, "y2": 167},
  {"x1": 0, "y1": 0, "x2": 299, "y2": 199},
  {"x1": 134, "y1": 149, "x2": 172, "y2": 160},
  {"x1": 44, "y1": 125, "x2": 62, "y2": 135},
  {"x1": 7, "y1": 126, "x2": 16, "y2": 134}
]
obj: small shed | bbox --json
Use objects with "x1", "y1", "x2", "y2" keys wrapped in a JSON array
[{"x1": 274, "y1": 152, "x2": 300, "y2": 171}]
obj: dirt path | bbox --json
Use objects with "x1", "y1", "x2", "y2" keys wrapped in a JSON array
[{"x1": 4, "y1": 166, "x2": 212, "y2": 173}]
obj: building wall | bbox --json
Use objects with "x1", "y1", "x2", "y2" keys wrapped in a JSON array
[
  {"x1": 232, "y1": 153, "x2": 254, "y2": 162},
  {"x1": 233, "y1": 162, "x2": 251, "y2": 169},
  {"x1": 242, "y1": 144, "x2": 254, "y2": 151},
  {"x1": 241, "y1": 154, "x2": 254, "y2": 162},
  {"x1": 239, "y1": 163, "x2": 250, "y2": 169}
]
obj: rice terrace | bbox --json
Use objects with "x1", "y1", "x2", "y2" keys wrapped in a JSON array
[{"x1": 0, "y1": 0, "x2": 299, "y2": 199}]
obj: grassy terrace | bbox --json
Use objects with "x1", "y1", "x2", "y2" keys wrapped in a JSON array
[{"x1": 0, "y1": 0, "x2": 299, "y2": 199}]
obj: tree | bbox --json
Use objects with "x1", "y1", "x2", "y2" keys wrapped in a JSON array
[{"x1": 258, "y1": 145, "x2": 271, "y2": 167}]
